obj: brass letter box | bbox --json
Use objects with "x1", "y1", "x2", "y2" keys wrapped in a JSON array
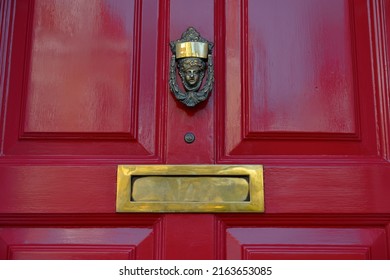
[{"x1": 116, "y1": 165, "x2": 264, "y2": 212}]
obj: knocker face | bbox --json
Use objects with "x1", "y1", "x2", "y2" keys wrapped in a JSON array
[
  {"x1": 169, "y1": 27, "x2": 214, "y2": 107},
  {"x1": 178, "y1": 58, "x2": 206, "y2": 92}
]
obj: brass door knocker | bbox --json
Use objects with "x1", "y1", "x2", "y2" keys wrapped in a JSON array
[{"x1": 169, "y1": 27, "x2": 214, "y2": 107}]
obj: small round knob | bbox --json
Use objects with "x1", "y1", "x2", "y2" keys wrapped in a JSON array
[{"x1": 184, "y1": 132, "x2": 195, "y2": 144}]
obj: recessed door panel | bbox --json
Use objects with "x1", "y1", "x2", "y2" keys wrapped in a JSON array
[
  {"x1": 226, "y1": 227, "x2": 388, "y2": 260},
  {"x1": 0, "y1": 227, "x2": 155, "y2": 260},
  {"x1": 223, "y1": 0, "x2": 377, "y2": 156},
  {"x1": 3, "y1": 0, "x2": 161, "y2": 158}
]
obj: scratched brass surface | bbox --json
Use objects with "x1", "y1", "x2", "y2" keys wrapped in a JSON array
[
  {"x1": 116, "y1": 165, "x2": 264, "y2": 213},
  {"x1": 175, "y1": 42, "x2": 208, "y2": 58},
  {"x1": 132, "y1": 176, "x2": 249, "y2": 202}
]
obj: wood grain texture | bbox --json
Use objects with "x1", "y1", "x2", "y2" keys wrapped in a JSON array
[
  {"x1": 0, "y1": 163, "x2": 389, "y2": 214},
  {"x1": 0, "y1": 165, "x2": 117, "y2": 213}
]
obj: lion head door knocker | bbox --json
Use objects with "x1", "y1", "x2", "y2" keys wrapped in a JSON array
[{"x1": 169, "y1": 27, "x2": 214, "y2": 107}]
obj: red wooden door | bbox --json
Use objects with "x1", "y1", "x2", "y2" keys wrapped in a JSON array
[{"x1": 1, "y1": 0, "x2": 390, "y2": 260}]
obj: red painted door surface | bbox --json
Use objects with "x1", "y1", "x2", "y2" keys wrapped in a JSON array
[{"x1": 1, "y1": 0, "x2": 390, "y2": 259}]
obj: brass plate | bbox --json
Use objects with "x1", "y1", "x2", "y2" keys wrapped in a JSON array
[
  {"x1": 116, "y1": 165, "x2": 264, "y2": 212},
  {"x1": 175, "y1": 42, "x2": 208, "y2": 58}
]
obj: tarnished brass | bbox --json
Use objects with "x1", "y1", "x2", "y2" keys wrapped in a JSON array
[
  {"x1": 116, "y1": 165, "x2": 264, "y2": 213},
  {"x1": 169, "y1": 27, "x2": 214, "y2": 107},
  {"x1": 132, "y1": 176, "x2": 249, "y2": 202}
]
